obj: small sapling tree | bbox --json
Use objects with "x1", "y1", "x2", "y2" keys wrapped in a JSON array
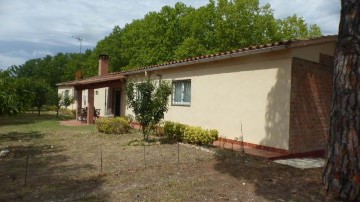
[
  {"x1": 54, "y1": 93, "x2": 63, "y2": 118},
  {"x1": 126, "y1": 79, "x2": 171, "y2": 140},
  {"x1": 63, "y1": 94, "x2": 75, "y2": 109}
]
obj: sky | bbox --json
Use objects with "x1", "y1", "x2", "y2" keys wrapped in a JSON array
[{"x1": 0, "y1": 0, "x2": 341, "y2": 70}]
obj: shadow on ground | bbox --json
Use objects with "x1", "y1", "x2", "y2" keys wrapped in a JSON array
[
  {"x1": 0, "y1": 131, "x2": 44, "y2": 143},
  {"x1": 0, "y1": 113, "x2": 74, "y2": 127},
  {"x1": 213, "y1": 149, "x2": 328, "y2": 201},
  {"x1": 0, "y1": 143, "x2": 108, "y2": 201}
]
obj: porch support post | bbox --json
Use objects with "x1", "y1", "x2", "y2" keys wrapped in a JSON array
[
  {"x1": 120, "y1": 82, "x2": 126, "y2": 116},
  {"x1": 76, "y1": 89, "x2": 82, "y2": 121},
  {"x1": 87, "y1": 88, "x2": 95, "y2": 124}
]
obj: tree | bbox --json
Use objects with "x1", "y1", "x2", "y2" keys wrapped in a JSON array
[
  {"x1": 31, "y1": 80, "x2": 50, "y2": 116},
  {"x1": 276, "y1": 14, "x2": 321, "y2": 40},
  {"x1": 13, "y1": 78, "x2": 34, "y2": 112},
  {"x1": 54, "y1": 93, "x2": 63, "y2": 118},
  {"x1": 323, "y1": 1, "x2": 360, "y2": 200},
  {"x1": 0, "y1": 76, "x2": 19, "y2": 116},
  {"x1": 126, "y1": 79, "x2": 172, "y2": 140},
  {"x1": 0, "y1": 71, "x2": 33, "y2": 116},
  {"x1": 98, "y1": 0, "x2": 322, "y2": 71},
  {"x1": 62, "y1": 94, "x2": 75, "y2": 109}
]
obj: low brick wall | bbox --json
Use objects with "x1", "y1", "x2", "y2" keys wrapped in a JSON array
[{"x1": 218, "y1": 137, "x2": 289, "y2": 154}]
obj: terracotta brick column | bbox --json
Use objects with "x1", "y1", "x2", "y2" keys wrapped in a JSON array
[
  {"x1": 76, "y1": 89, "x2": 82, "y2": 121},
  {"x1": 87, "y1": 89, "x2": 95, "y2": 124}
]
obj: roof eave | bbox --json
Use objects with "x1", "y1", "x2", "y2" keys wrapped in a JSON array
[
  {"x1": 56, "y1": 75, "x2": 125, "y2": 87},
  {"x1": 122, "y1": 45, "x2": 288, "y2": 76}
]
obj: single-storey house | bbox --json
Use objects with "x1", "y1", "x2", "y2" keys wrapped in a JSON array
[{"x1": 57, "y1": 35, "x2": 337, "y2": 154}]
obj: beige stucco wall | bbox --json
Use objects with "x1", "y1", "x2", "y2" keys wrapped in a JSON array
[
  {"x1": 84, "y1": 88, "x2": 110, "y2": 117},
  {"x1": 290, "y1": 42, "x2": 336, "y2": 63},
  {"x1": 58, "y1": 87, "x2": 110, "y2": 117},
  {"x1": 58, "y1": 86, "x2": 77, "y2": 110},
  {"x1": 126, "y1": 55, "x2": 293, "y2": 150},
  {"x1": 94, "y1": 88, "x2": 107, "y2": 117}
]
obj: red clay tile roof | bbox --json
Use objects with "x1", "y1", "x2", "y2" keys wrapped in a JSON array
[
  {"x1": 120, "y1": 35, "x2": 337, "y2": 75},
  {"x1": 57, "y1": 35, "x2": 337, "y2": 87}
]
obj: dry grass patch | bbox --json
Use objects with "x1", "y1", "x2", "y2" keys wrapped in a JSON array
[{"x1": 0, "y1": 114, "x2": 330, "y2": 201}]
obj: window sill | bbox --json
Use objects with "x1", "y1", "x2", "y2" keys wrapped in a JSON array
[{"x1": 171, "y1": 103, "x2": 191, "y2": 107}]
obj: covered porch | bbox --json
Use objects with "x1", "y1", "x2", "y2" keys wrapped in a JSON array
[{"x1": 70, "y1": 73, "x2": 126, "y2": 124}]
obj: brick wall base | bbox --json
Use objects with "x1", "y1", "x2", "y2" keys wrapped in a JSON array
[{"x1": 217, "y1": 137, "x2": 289, "y2": 154}]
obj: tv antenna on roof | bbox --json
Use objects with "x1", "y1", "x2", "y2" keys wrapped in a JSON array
[{"x1": 72, "y1": 35, "x2": 83, "y2": 54}]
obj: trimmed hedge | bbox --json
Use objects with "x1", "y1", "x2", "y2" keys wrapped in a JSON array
[
  {"x1": 164, "y1": 121, "x2": 187, "y2": 141},
  {"x1": 164, "y1": 121, "x2": 219, "y2": 145},
  {"x1": 183, "y1": 126, "x2": 219, "y2": 145},
  {"x1": 96, "y1": 117, "x2": 130, "y2": 134}
]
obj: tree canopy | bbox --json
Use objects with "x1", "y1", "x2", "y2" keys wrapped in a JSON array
[{"x1": 92, "y1": 0, "x2": 321, "y2": 71}]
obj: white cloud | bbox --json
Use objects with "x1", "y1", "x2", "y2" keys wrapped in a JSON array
[
  {"x1": 0, "y1": 0, "x2": 340, "y2": 69},
  {"x1": 0, "y1": 54, "x2": 26, "y2": 69},
  {"x1": 31, "y1": 50, "x2": 53, "y2": 57},
  {"x1": 260, "y1": 0, "x2": 340, "y2": 34}
]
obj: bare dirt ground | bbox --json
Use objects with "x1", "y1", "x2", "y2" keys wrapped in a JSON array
[{"x1": 0, "y1": 114, "x2": 330, "y2": 201}]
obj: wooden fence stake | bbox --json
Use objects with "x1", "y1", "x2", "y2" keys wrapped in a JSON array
[
  {"x1": 143, "y1": 144, "x2": 146, "y2": 168},
  {"x1": 100, "y1": 147, "x2": 103, "y2": 173},
  {"x1": 24, "y1": 154, "x2": 29, "y2": 186},
  {"x1": 177, "y1": 142, "x2": 180, "y2": 165}
]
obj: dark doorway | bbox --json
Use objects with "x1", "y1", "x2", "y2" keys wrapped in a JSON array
[{"x1": 114, "y1": 90, "x2": 121, "y2": 116}]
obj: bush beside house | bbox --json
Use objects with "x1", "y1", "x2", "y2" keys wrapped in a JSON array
[
  {"x1": 96, "y1": 117, "x2": 130, "y2": 134},
  {"x1": 164, "y1": 121, "x2": 218, "y2": 145}
]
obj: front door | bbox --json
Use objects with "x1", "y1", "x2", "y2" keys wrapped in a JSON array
[{"x1": 114, "y1": 90, "x2": 121, "y2": 116}]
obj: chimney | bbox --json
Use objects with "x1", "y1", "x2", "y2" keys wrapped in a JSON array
[{"x1": 98, "y1": 54, "x2": 109, "y2": 76}]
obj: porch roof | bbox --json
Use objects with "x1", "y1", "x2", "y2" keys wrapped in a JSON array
[{"x1": 56, "y1": 73, "x2": 125, "y2": 89}]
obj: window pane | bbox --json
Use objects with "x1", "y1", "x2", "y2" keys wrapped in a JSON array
[
  {"x1": 174, "y1": 82, "x2": 182, "y2": 103},
  {"x1": 172, "y1": 80, "x2": 191, "y2": 105},
  {"x1": 184, "y1": 81, "x2": 191, "y2": 103}
]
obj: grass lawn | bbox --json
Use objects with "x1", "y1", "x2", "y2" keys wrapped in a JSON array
[{"x1": 0, "y1": 113, "x2": 328, "y2": 201}]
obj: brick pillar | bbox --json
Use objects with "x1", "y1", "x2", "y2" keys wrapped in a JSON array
[
  {"x1": 87, "y1": 89, "x2": 95, "y2": 124},
  {"x1": 76, "y1": 89, "x2": 82, "y2": 121},
  {"x1": 120, "y1": 82, "x2": 126, "y2": 116},
  {"x1": 98, "y1": 54, "x2": 109, "y2": 76}
]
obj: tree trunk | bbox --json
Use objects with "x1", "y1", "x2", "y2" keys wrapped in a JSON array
[
  {"x1": 323, "y1": 1, "x2": 360, "y2": 200},
  {"x1": 142, "y1": 124, "x2": 149, "y2": 141},
  {"x1": 37, "y1": 107, "x2": 41, "y2": 116}
]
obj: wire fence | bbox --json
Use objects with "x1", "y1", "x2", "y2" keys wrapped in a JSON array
[{"x1": 0, "y1": 140, "x2": 218, "y2": 188}]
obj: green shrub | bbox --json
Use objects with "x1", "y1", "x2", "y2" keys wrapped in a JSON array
[
  {"x1": 164, "y1": 121, "x2": 218, "y2": 145},
  {"x1": 183, "y1": 126, "x2": 219, "y2": 145},
  {"x1": 153, "y1": 121, "x2": 165, "y2": 137},
  {"x1": 96, "y1": 117, "x2": 130, "y2": 134},
  {"x1": 59, "y1": 108, "x2": 76, "y2": 117},
  {"x1": 164, "y1": 121, "x2": 174, "y2": 137},
  {"x1": 45, "y1": 105, "x2": 57, "y2": 111},
  {"x1": 164, "y1": 121, "x2": 187, "y2": 141}
]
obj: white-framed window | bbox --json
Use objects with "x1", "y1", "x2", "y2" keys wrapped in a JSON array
[
  {"x1": 172, "y1": 80, "x2": 191, "y2": 106},
  {"x1": 64, "y1": 90, "x2": 69, "y2": 97}
]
